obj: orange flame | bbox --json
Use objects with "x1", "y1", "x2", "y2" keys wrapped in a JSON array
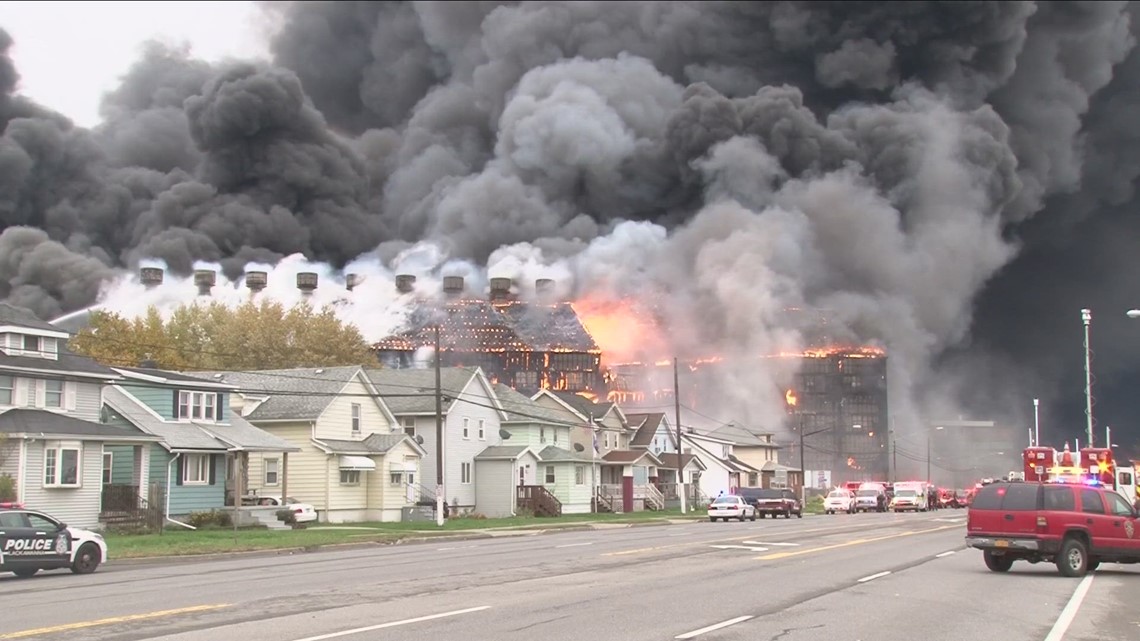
[
  {"x1": 785, "y1": 389, "x2": 798, "y2": 407},
  {"x1": 572, "y1": 297, "x2": 667, "y2": 364}
]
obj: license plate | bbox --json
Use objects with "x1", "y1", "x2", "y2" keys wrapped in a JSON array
[{"x1": 995, "y1": 540, "x2": 1010, "y2": 548}]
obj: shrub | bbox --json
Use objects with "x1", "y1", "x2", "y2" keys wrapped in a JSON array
[
  {"x1": 186, "y1": 510, "x2": 233, "y2": 529},
  {"x1": 0, "y1": 474, "x2": 15, "y2": 502},
  {"x1": 275, "y1": 509, "x2": 297, "y2": 525}
]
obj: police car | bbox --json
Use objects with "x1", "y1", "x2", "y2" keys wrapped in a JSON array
[{"x1": 0, "y1": 503, "x2": 108, "y2": 578}]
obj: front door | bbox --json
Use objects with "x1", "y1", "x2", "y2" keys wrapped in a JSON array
[{"x1": 406, "y1": 472, "x2": 416, "y2": 503}]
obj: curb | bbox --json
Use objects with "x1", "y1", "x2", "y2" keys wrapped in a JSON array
[{"x1": 108, "y1": 517, "x2": 702, "y2": 566}]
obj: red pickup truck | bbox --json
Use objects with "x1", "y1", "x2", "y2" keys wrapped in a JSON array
[{"x1": 965, "y1": 481, "x2": 1140, "y2": 577}]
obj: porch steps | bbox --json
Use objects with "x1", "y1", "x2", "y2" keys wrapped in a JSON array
[{"x1": 246, "y1": 510, "x2": 291, "y2": 531}]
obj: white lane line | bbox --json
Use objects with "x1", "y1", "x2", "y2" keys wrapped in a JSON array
[
  {"x1": 436, "y1": 546, "x2": 477, "y2": 551},
  {"x1": 555, "y1": 542, "x2": 594, "y2": 548},
  {"x1": 290, "y1": 606, "x2": 492, "y2": 641},
  {"x1": 857, "y1": 571, "x2": 891, "y2": 583},
  {"x1": 743, "y1": 541, "x2": 799, "y2": 547},
  {"x1": 1043, "y1": 574, "x2": 1095, "y2": 641},
  {"x1": 675, "y1": 615, "x2": 755, "y2": 639},
  {"x1": 935, "y1": 550, "x2": 956, "y2": 558}
]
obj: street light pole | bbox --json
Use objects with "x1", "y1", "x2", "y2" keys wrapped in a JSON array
[
  {"x1": 1033, "y1": 398, "x2": 1040, "y2": 447},
  {"x1": 1081, "y1": 308, "x2": 1095, "y2": 447},
  {"x1": 434, "y1": 324, "x2": 445, "y2": 527}
]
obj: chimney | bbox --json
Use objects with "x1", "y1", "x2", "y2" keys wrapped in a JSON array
[
  {"x1": 489, "y1": 277, "x2": 513, "y2": 302},
  {"x1": 535, "y1": 278, "x2": 555, "y2": 302},
  {"x1": 395, "y1": 274, "x2": 416, "y2": 294},
  {"x1": 297, "y1": 272, "x2": 318, "y2": 297},
  {"x1": 345, "y1": 273, "x2": 361, "y2": 292},
  {"x1": 139, "y1": 267, "x2": 164, "y2": 289},
  {"x1": 245, "y1": 271, "x2": 268, "y2": 293},
  {"x1": 443, "y1": 275, "x2": 464, "y2": 297},
  {"x1": 194, "y1": 269, "x2": 216, "y2": 296}
]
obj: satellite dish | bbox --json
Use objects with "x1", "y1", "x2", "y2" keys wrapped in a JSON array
[
  {"x1": 414, "y1": 435, "x2": 425, "y2": 445},
  {"x1": 499, "y1": 429, "x2": 512, "y2": 440},
  {"x1": 573, "y1": 443, "x2": 585, "y2": 453}
]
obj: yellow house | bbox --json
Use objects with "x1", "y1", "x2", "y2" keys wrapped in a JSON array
[
  {"x1": 704, "y1": 422, "x2": 799, "y2": 489},
  {"x1": 184, "y1": 366, "x2": 425, "y2": 523}
]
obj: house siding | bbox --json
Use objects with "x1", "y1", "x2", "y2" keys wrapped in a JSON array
[
  {"x1": 474, "y1": 459, "x2": 514, "y2": 518},
  {"x1": 21, "y1": 440, "x2": 104, "y2": 529},
  {"x1": 0, "y1": 438, "x2": 18, "y2": 485},
  {"x1": 242, "y1": 423, "x2": 327, "y2": 509},
  {"x1": 506, "y1": 423, "x2": 570, "y2": 449},
  {"x1": 315, "y1": 375, "x2": 395, "y2": 441},
  {"x1": 149, "y1": 449, "x2": 225, "y2": 516},
  {"x1": 324, "y1": 454, "x2": 370, "y2": 523},
  {"x1": 684, "y1": 437, "x2": 734, "y2": 499},
  {"x1": 123, "y1": 384, "x2": 175, "y2": 418},
  {"x1": 105, "y1": 445, "x2": 135, "y2": 485},
  {"x1": 415, "y1": 374, "x2": 501, "y2": 509},
  {"x1": 0, "y1": 377, "x2": 101, "y2": 420},
  {"x1": 542, "y1": 460, "x2": 594, "y2": 514}
]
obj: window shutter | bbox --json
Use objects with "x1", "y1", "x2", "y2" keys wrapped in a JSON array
[
  {"x1": 64, "y1": 381, "x2": 77, "y2": 411},
  {"x1": 34, "y1": 380, "x2": 45, "y2": 408},
  {"x1": 216, "y1": 393, "x2": 225, "y2": 420},
  {"x1": 172, "y1": 390, "x2": 180, "y2": 419},
  {"x1": 175, "y1": 456, "x2": 184, "y2": 485},
  {"x1": 208, "y1": 455, "x2": 216, "y2": 485},
  {"x1": 12, "y1": 378, "x2": 27, "y2": 407}
]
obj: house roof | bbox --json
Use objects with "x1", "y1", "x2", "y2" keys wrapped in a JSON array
[
  {"x1": 115, "y1": 367, "x2": 237, "y2": 389},
  {"x1": 705, "y1": 422, "x2": 777, "y2": 448},
  {"x1": 313, "y1": 433, "x2": 424, "y2": 456},
  {"x1": 475, "y1": 445, "x2": 533, "y2": 461},
  {"x1": 103, "y1": 385, "x2": 295, "y2": 452},
  {"x1": 761, "y1": 460, "x2": 801, "y2": 473},
  {"x1": 656, "y1": 452, "x2": 705, "y2": 471},
  {"x1": 728, "y1": 454, "x2": 762, "y2": 473},
  {"x1": 0, "y1": 408, "x2": 160, "y2": 441},
  {"x1": 549, "y1": 391, "x2": 614, "y2": 421},
  {"x1": 183, "y1": 366, "x2": 362, "y2": 421},
  {"x1": 364, "y1": 367, "x2": 479, "y2": 415},
  {"x1": 601, "y1": 449, "x2": 662, "y2": 466},
  {"x1": 627, "y1": 412, "x2": 665, "y2": 447},
  {"x1": 493, "y1": 383, "x2": 570, "y2": 425},
  {"x1": 0, "y1": 303, "x2": 69, "y2": 333},
  {"x1": 537, "y1": 445, "x2": 594, "y2": 463}
]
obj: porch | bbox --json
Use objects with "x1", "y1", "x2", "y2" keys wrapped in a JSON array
[
  {"x1": 99, "y1": 443, "x2": 163, "y2": 532},
  {"x1": 597, "y1": 449, "x2": 666, "y2": 512},
  {"x1": 595, "y1": 482, "x2": 665, "y2": 513}
]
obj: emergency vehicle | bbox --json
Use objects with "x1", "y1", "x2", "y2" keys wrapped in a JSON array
[
  {"x1": 0, "y1": 503, "x2": 108, "y2": 578},
  {"x1": 1020, "y1": 444, "x2": 1140, "y2": 506}
]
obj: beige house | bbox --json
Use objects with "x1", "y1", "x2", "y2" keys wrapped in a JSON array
[{"x1": 184, "y1": 366, "x2": 425, "y2": 523}]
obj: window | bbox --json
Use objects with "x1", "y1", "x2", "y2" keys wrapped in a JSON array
[
  {"x1": 22, "y1": 334, "x2": 40, "y2": 354},
  {"x1": 461, "y1": 462, "x2": 472, "y2": 484},
  {"x1": 462, "y1": 417, "x2": 470, "y2": 439},
  {"x1": 478, "y1": 419, "x2": 485, "y2": 440},
  {"x1": 748, "y1": 473, "x2": 759, "y2": 487},
  {"x1": 26, "y1": 513, "x2": 58, "y2": 530},
  {"x1": 604, "y1": 433, "x2": 610, "y2": 449},
  {"x1": 340, "y1": 470, "x2": 361, "y2": 485},
  {"x1": 102, "y1": 452, "x2": 113, "y2": 484},
  {"x1": 0, "y1": 375, "x2": 11, "y2": 405},
  {"x1": 44, "y1": 442, "x2": 81, "y2": 487},
  {"x1": 264, "y1": 458, "x2": 280, "y2": 486},
  {"x1": 351, "y1": 403, "x2": 361, "y2": 434},
  {"x1": 402, "y1": 417, "x2": 416, "y2": 437},
  {"x1": 1000, "y1": 483, "x2": 1039, "y2": 511},
  {"x1": 1107, "y1": 492, "x2": 1135, "y2": 517},
  {"x1": 545, "y1": 465, "x2": 555, "y2": 484},
  {"x1": 575, "y1": 465, "x2": 585, "y2": 485},
  {"x1": 540, "y1": 426, "x2": 547, "y2": 443},
  {"x1": 390, "y1": 472, "x2": 403, "y2": 485},
  {"x1": 183, "y1": 454, "x2": 209, "y2": 485},
  {"x1": 177, "y1": 391, "x2": 216, "y2": 421},
  {"x1": 1080, "y1": 488, "x2": 1105, "y2": 514},
  {"x1": 1043, "y1": 486, "x2": 1076, "y2": 511},
  {"x1": 44, "y1": 379, "x2": 63, "y2": 408}
]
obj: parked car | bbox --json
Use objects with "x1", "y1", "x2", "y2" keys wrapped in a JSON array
[
  {"x1": 855, "y1": 488, "x2": 888, "y2": 512},
  {"x1": 747, "y1": 488, "x2": 803, "y2": 518},
  {"x1": 708, "y1": 495, "x2": 757, "y2": 522},
  {"x1": 0, "y1": 504, "x2": 107, "y2": 578},
  {"x1": 243, "y1": 495, "x2": 318, "y2": 523},
  {"x1": 890, "y1": 488, "x2": 928, "y2": 512},
  {"x1": 824, "y1": 489, "x2": 856, "y2": 514},
  {"x1": 965, "y1": 480, "x2": 1140, "y2": 577}
]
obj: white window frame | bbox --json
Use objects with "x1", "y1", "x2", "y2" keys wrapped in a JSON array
[
  {"x1": 44, "y1": 379, "x2": 63, "y2": 408},
  {"x1": 264, "y1": 458, "x2": 280, "y2": 486},
  {"x1": 102, "y1": 452, "x2": 113, "y2": 484},
  {"x1": 390, "y1": 471, "x2": 403, "y2": 485},
  {"x1": 401, "y1": 417, "x2": 416, "y2": 437},
  {"x1": 22, "y1": 334, "x2": 40, "y2": 355},
  {"x1": 182, "y1": 454, "x2": 210, "y2": 485},
  {"x1": 351, "y1": 403, "x2": 361, "y2": 434},
  {"x1": 177, "y1": 390, "x2": 217, "y2": 422},
  {"x1": 545, "y1": 465, "x2": 555, "y2": 484},
  {"x1": 461, "y1": 462, "x2": 472, "y2": 484},
  {"x1": 340, "y1": 470, "x2": 361, "y2": 486},
  {"x1": 462, "y1": 417, "x2": 470, "y2": 439},
  {"x1": 478, "y1": 418, "x2": 485, "y2": 440},
  {"x1": 0, "y1": 375, "x2": 13, "y2": 405},
  {"x1": 44, "y1": 441, "x2": 82, "y2": 488},
  {"x1": 540, "y1": 426, "x2": 546, "y2": 444},
  {"x1": 575, "y1": 465, "x2": 585, "y2": 485}
]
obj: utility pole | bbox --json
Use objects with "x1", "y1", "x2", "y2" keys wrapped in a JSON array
[
  {"x1": 434, "y1": 324, "x2": 445, "y2": 527},
  {"x1": 891, "y1": 432, "x2": 897, "y2": 484},
  {"x1": 798, "y1": 412, "x2": 806, "y2": 505},
  {"x1": 1082, "y1": 308, "x2": 1095, "y2": 447},
  {"x1": 926, "y1": 433, "x2": 931, "y2": 484},
  {"x1": 590, "y1": 412, "x2": 596, "y2": 512},
  {"x1": 674, "y1": 357, "x2": 687, "y2": 514},
  {"x1": 1033, "y1": 398, "x2": 1040, "y2": 447}
]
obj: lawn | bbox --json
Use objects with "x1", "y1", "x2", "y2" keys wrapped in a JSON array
[
  {"x1": 330, "y1": 507, "x2": 705, "y2": 532},
  {"x1": 105, "y1": 527, "x2": 414, "y2": 559}
]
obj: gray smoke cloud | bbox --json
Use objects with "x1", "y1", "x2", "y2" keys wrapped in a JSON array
[{"x1": 2, "y1": 1, "x2": 1139, "y2": 454}]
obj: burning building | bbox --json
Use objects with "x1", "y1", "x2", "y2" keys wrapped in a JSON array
[{"x1": 373, "y1": 276, "x2": 605, "y2": 396}]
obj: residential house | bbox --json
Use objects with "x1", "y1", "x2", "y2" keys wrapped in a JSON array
[
  {"x1": 182, "y1": 366, "x2": 425, "y2": 524},
  {"x1": 364, "y1": 366, "x2": 505, "y2": 515},
  {"x1": 704, "y1": 422, "x2": 800, "y2": 489},
  {"x1": 489, "y1": 383, "x2": 597, "y2": 515},
  {"x1": 101, "y1": 367, "x2": 300, "y2": 526},
  {"x1": 0, "y1": 303, "x2": 160, "y2": 529},
  {"x1": 681, "y1": 431, "x2": 763, "y2": 500},
  {"x1": 627, "y1": 412, "x2": 706, "y2": 506},
  {"x1": 533, "y1": 390, "x2": 663, "y2": 512}
]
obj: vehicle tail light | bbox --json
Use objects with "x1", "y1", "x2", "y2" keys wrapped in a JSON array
[
  {"x1": 294, "y1": 508, "x2": 303, "y2": 514},
  {"x1": 1036, "y1": 515, "x2": 1048, "y2": 532}
]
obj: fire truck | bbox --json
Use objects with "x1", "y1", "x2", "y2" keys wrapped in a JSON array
[{"x1": 1021, "y1": 444, "x2": 1139, "y2": 504}]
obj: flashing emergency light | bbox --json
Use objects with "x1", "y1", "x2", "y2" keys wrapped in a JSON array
[{"x1": 1085, "y1": 478, "x2": 1101, "y2": 486}]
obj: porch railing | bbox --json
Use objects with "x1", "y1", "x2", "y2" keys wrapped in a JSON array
[
  {"x1": 101, "y1": 484, "x2": 139, "y2": 512},
  {"x1": 517, "y1": 485, "x2": 562, "y2": 517}
]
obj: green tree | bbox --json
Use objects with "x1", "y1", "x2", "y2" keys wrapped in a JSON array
[
  {"x1": 69, "y1": 300, "x2": 375, "y2": 371},
  {"x1": 0, "y1": 434, "x2": 15, "y2": 502}
]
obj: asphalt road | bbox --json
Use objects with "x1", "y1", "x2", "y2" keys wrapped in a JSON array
[{"x1": 0, "y1": 511, "x2": 1135, "y2": 641}]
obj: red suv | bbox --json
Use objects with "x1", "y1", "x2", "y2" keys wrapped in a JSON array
[{"x1": 965, "y1": 481, "x2": 1140, "y2": 577}]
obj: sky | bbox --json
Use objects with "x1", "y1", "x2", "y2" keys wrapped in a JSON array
[{"x1": 1, "y1": 0, "x2": 271, "y2": 128}]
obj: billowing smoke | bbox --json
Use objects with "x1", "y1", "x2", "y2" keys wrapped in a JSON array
[{"x1": 3, "y1": 1, "x2": 1139, "y2": 457}]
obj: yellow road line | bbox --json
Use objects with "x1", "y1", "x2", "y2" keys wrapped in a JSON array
[
  {"x1": 754, "y1": 524, "x2": 961, "y2": 560},
  {"x1": 0, "y1": 604, "x2": 232, "y2": 639},
  {"x1": 602, "y1": 524, "x2": 892, "y2": 557}
]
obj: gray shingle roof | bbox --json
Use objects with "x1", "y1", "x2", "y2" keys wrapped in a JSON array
[
  {"x1": 493, "y1": 384, "x2": 570, "y2": 425},
  {"x1": 475, "y1": 445, "x2": 531, "y2": 460},
  {"x1": 363, "y1": 432, "x2": 417, "y2": 453},
  {"x1": 0, "y1": 303, "x2": 64, "y2": 332},
  {"x1": 537, "y1": 445, "x2": 594, "y2": 462},
  {"x1": 705, "y1": 422, "x2": 777, "y2": 448},
  {"x1": 118, "y1": 366, "x2": 238, "y2": 386},
  {"x1": 316, "y1": 438, "x2": 385, "y2": 454},
  {"x1": 549, "y1": 391, "x2": 614, "y2": 421},
  {"x1": 182, "y1": 366, "x2": 362, "y2": 421},
  {"x1": 627, "y1": 412, "x2": 665, "y2": 447},
  {"x1": 363, "y1": 367, "x2": 477, "y2": 415},
  {"x1": 104, "y1": 386, "x2": 295, "y2": 452},
  {"x1": 761, "y1": 460, "x2": 801, "y2": 473},
  {"x1": 0, "y1": 302, "x2": 119, "y2": 378},
  {"x1": 0, "y1": 408, "x2": 159, "y2": 441}
]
